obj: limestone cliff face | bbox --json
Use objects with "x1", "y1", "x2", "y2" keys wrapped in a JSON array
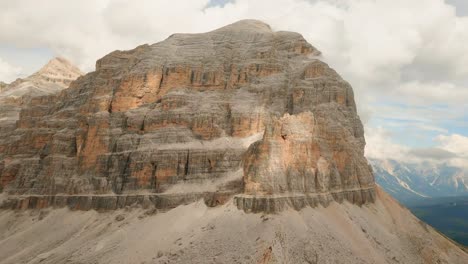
[
  {"x1": 0, "y1": 20, "x2": 375, "y2": 211},
  {"x1": 0, "y1": 58, "x2": 82, "y2": 193}
]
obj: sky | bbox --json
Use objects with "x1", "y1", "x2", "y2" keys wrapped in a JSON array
[{"x1": 0, "y1": 0, "x2": 467, "y2": 169}]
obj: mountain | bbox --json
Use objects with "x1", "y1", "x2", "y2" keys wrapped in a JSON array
[
  {"x1": 0, "y1": 81, "x2": 6, "y2": 92},
  {"x1": 0, "y1": 19, "x2": 373, "y2": 207},
  {"x1": 0, "y1": 57, "x2": 82, "y2": 99},
  {"x1": 370, "y1": 159, "x2": 468, "y2": 204},
  {"x1": 0, "y1": 20, "x2": 466, "y2": 263},
  {"x1": 0, "y1": 57, "x2": 82, "y2": 131}
]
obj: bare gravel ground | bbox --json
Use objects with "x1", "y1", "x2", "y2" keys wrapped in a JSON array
[{"x1": 0, "y1": 187, "x2": 466, "y2": 264}]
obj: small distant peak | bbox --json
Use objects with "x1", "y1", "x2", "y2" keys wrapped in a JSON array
[
  {"x1": 40, "y1": 57, "x2": 81, "y2": 73},
  {"x1": 50, "y1": 57, "x2": 70, "y2": 66},
  {"x1": 0, "y1": 81, "x2": 7, "y2": 91},
  {"x1": 214, "y1": 19, "x2": 272, "y2": 33},
  {"x1": 34, "y1": 56, "x2": 83, "y2": 81}
]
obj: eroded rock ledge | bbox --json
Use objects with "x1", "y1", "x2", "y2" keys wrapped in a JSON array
[
  {"x1": 0, "y1": 191, "x2": 234, "y2": 211},
  {"x1": 235, "y1": 188, "x2": 376, "y2": 213}
]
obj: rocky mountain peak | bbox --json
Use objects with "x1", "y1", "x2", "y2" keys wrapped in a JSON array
[
  {"x1": 215, "y1": 19, "x2": 273, "y2": 33},
  {"x1": 0, "y1": 57, "x2": 82, "y2": 134},
  {"x1": 31, "y1": 57, "x2": 83, "y2": 85},
  {"x1": 0, "y1": 57, "x2": 82, "y2": 99}
]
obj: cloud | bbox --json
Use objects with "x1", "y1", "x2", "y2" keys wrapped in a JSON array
[
  {"x1": 0, "y1": 57, "x2": 22, "y2": 83},
  {"x1": 408, "y1": 148, "x2": 457, "y2": 160},
  {"x1": 446, "y1": 0, "x2": 468, "y2": 16},
  {"x1": 436, "y1": 134, "x2": 468, "y2": 155},
  {"x1": 364, "y1": 126, "x2": 410, "y2": 161},
  {"x1": 436, "y1": 134, "x2": 468, "y2": 168},
  {"x1": 366, "y1": 127, "x2": 468, "y2": 169},
  {"x1": 393, "y1": 81, "x2": 468, "y2": 105}
]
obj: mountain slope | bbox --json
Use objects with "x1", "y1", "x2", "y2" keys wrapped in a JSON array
[{"x1": 0, "y1": 187, "x2": 466, "y2": 264}]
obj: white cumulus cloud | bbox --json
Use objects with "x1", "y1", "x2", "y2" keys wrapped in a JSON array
[
  {"x1": 0, "y1": 57, "x2": 22, "y2": 83},
  {"x1": 366, "y1": 127, "x2": 468, "y2": 169}
]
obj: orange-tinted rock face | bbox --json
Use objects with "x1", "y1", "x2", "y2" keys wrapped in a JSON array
[
  {"x1": 243, "y1": 111, "x2": 374, "y2": 197},
  {"x1": 79, "y1": 114, "x2": 110, "y2": 171},
  {"x1": 111, "y1": 69, "x2": 163, "y2": 112},
  {"x1": 0, "y1": 20, "x2": 374, "y2": 210}
]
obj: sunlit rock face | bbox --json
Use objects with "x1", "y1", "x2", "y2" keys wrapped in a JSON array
[
  {"x1": 0, "y1": 20, "x2": 375, "y2": 211},
  {"x1": 236, "y1": 111, "x2": 376, "y2": 213},
  {"x1": 243, "y1": 111, "x2": 374, "y2": 195}
]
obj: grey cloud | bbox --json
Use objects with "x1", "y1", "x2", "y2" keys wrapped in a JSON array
[
  {"x1": 409, "y1": 148, "x2": 458, "y2": 161},
  {"x1": 207, "y1": 0, "x2": 233, "y2": 7},
  {"x1": 446, "y1": 0, "x2": 468, "y2": 16}
]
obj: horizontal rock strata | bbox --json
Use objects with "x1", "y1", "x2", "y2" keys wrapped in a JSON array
[
  {"x1": 235, "y1": 188, "x2": 376, "y2": 213},
  {"x1": 1, "y1": 191, "x2": 234, "y2": 211},
  {"x1": 0, "y1": 20, "x2": 375, "y2": 212}
]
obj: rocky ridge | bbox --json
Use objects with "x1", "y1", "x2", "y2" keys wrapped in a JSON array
[{"x1": 0, "y1": 20, "x2": 374, "y2": 212}]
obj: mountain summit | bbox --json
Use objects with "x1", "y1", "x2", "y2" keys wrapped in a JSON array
[
  {"x1": 0, "y1": 57, "x2": 82, "y2": 99},
  {"x1": 0, "y1": 20, "x2": 466, "y2": 263},
  {"x1": 31, "y1": 57, "x2": 82, "y2": 85},
  {"x1": 0, "y1": 57, "x2": 82, "y2": 146}
]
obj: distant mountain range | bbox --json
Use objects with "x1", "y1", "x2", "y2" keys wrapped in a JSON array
[{"x1": 370, "y1": 158, "x2": 468, "y2": 204}]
